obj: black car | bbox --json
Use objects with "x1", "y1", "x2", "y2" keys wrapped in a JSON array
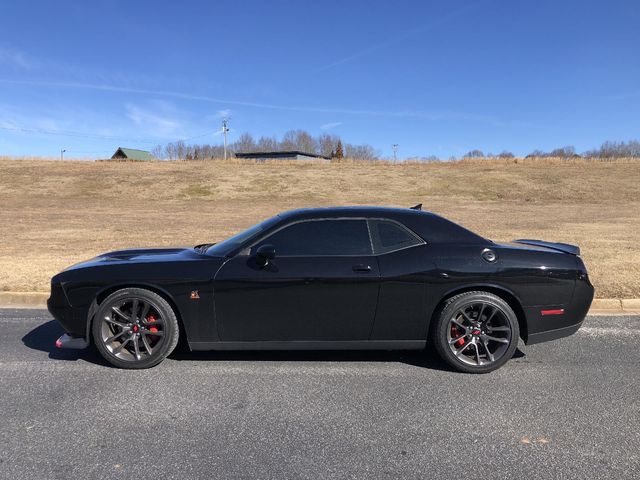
[{"x1": 48, "y1": 205, "x2": 594, "y2": 373}]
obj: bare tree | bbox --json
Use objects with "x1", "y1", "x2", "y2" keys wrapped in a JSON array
[
  {"x1": 162, "y1": 141, "x2": 187, "y2": 160},
  {"x1": 464, "y1": 149, "x2": 484, "y2": 158},
  {"x1": 234, "y1": 132, "x2": 256, "y2": 153},
  {"x1": 549, "y1": 146, "x2": 577, "y2": 158},
  {"x1": 256, "y1": 136, "x2": 278, "y2": 152},
  {"x1": 171, "y1": 141, "x2": 188, "y2": 160},
  {"x1": 526, "y1": 146, "x2": 578, "y2": 158},
  {"x1": 344, "y1": 143, "x2": 379, "y2": 160},
  {"x1": 280, "y1": 130, "x2": 299, "y2": 151},
  {"x1": 294, "y1": 130, "x2": 318, "y2": 154},
  {"x1": 584, "y1": 140, "x2": 640, "y2": 158},
  {"x1": 318, "y1": 133, "x2": 340, "y2": 157},
  {"x1": 151, "y1": 145, "x2": 165, "y2": 159},
  {"x1": 525, "y1": 149, "x2": 546, "y2": 158}
]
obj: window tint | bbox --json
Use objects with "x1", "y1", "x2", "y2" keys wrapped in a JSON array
[
  {"x1": 369, "y1": 220, "x2": 423, "y2": 254},
  {"x1": 255, "y1": 219, "x2": 372, "y2": 256},
  {"x1": 206, "y1": 215, "x2": 281, "y2": 256}
]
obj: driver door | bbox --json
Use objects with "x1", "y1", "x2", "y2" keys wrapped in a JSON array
[{"x1": 213, "y1": 218, "x2": 380, "y2": 342}]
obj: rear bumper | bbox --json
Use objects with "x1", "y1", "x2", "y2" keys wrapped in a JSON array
[
  {"x1": 526, "y1": 319, "x2": 584, "y2": 345},
  {"x1": 524, "y1": 276, "x2": 594, "y2": 345}
]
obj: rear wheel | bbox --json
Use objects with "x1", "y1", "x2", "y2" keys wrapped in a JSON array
[
  {"x1": 432, "y1": 291, "x2": 519, "y2": 373},
  {"x1": 92, "y1": 288, "x2": 179, "y2": 369}
]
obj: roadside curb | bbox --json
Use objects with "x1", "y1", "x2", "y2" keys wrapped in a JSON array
[
  {"x1": 0, "y1": 292, "x2": 49, "y2": 308},
  {"x1": 591, "y1": 298, "x2": 640, "y2": 314},
  {"x1": 1, "y1": 292, "x2": 639, "y2": 315}
]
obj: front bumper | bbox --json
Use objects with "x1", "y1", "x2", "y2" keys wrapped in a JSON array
[
  {"x1": 47, "y1": 297, "x2": 88, "y2": 336},
  {"x1": 48, "y1": 282, "x2": 91, "y2": 348}
]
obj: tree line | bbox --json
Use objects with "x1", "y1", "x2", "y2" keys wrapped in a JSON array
[
  {"x1": 459, "y1": 140, "x2": 640, "y2": 160},
  {"x1": 152, "y1": 130, "x2": 380, "y2": 160},
  {"x1": 152, "y1": 135, "x2": 640, "y2": 161}
]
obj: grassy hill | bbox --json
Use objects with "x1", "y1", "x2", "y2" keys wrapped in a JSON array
[{"x1": 0, "y1": 157, "x2": 638, "y2": 297}]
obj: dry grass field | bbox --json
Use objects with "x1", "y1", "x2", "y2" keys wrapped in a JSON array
[{"x1": 0, "y1": 157, "x2": 638, "y2": 297}]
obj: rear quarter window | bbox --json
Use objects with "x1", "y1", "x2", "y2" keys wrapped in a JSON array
[{"x1": 369, "y1": 220, "x2": 424, "y2": 254}]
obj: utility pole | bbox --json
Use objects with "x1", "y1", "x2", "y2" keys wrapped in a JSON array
[
  {"x1": 392, "y1": 144, "x2": 399, "y2": 162},
  {"x1": 222, "y1": 118, "x2": 229, "y2": 160},
  {"x1": 60, "y1": 149, "x2": 66, "y2": 161}
]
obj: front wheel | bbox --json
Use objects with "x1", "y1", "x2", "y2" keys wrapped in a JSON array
[
  {"x1": 92, "y1": 288, "x2": 179, "y2": 369},
  {"x1": 432, "y1": 291, "x2": 520, "y2": 374}
]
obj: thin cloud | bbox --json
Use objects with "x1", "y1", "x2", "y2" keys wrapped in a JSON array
[
  {"x1": 204, "y1": 109, "x2": 232, "y2": 124},
  {"x1": 0, "y1": 100, "x2": 202, "y2": 148},
  {"x1": 315, "y1": 1, "x2": 489, "y2": 72},
  {"x1": 0, "y1": 46, "x2": 32, "y2": 69},
  {"x1": 608, "y1": 90, "x2": 640, "y2": 100},
  {"x1": 0, "y1": 78, "x2": 523, "y2": 127},
  {"x1": 125, "y1": 104, "x2": 180, "y2": 135},
  {"x1": 320, "y1": 122, "x2": 343, "y2": 130},
  {"x1": 0, "y1": 99, "x2": 227, "y2": 147}
]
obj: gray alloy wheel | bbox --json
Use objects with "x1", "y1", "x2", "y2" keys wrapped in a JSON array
[
  {"x1": 432, "y1": 291, "x2": 520, "y2": 374},
  {"x1": 92, "y1": 288, "x2": 179, "y2": 369}
]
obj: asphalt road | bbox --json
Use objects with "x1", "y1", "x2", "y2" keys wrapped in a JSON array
[{"x1": 1, "y1": 310, "x2": 639, "y2": 480}]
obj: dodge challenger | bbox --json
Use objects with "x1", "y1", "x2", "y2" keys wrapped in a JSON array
[{"x1": 48, "y1": 205, "x2": 594, "y2": 373}]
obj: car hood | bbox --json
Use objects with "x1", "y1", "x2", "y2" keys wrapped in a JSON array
[{"x1": 64, "y1": 247, "x2": 212, "y2": 271}]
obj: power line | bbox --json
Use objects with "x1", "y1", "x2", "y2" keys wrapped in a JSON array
[
  {"x1": 0, "y1": 125, "x2": 158, "y2": 144},
  {"x1": 0, "y1": 124, "x2": 218, "y2": 147},
  {"x1": 179, "y1": 130, "x2": 219, "y2": 142}
]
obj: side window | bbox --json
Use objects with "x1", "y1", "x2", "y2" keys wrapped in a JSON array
[
  {"x1": 254, "y1": 219, "x2": 372, "y2": 256},
  {"x1": 369, "y1": 220, "x2": 423, "y2": 254}
]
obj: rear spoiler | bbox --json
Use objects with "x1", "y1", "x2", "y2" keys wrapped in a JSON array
[{"x1": 513, "y1": 239, "x2": 580, "y2": 256}]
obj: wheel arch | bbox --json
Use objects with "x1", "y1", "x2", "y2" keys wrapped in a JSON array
[
  {"x1": 86, "y1": 283, "x2": 187, "y2": 347},
  {"x1": 430, "y1": 284, "x2": 528, "y2": 343}
]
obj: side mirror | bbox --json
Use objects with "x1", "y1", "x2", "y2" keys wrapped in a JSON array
[{"x1": 256, "y1": 244, "x2": 276, "y2": 267}]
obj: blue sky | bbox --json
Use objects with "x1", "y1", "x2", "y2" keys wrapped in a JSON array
[{"x1": 0, "y1": 0, "x2": 638, "y2": 159}]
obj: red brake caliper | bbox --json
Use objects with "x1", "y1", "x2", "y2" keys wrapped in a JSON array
[
  {"x1": 451, "y1": 324, "x2": 465, "y2": 347},
  {"x1": 147, "y1": 314, "x2": 158, "y2": 334}
]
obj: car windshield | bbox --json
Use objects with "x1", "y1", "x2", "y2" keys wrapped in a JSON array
[{"x1": 205, "y1": 215, "x2": 281, "y2": 256}]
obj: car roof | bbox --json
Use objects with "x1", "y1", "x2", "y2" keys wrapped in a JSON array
[
  {"x1": 278, "y1": 206, "x2": 433, "y2": 221},
  {"x1": 277, "y1": 206, "x2": 487, "y2": 244}
]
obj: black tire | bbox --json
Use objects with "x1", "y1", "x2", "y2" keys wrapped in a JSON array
[
  {"x1": 432, "y1": 291, "x2": 520, "y2": 374},
  {"x1": 92, "y1": 288, "x2": 179, "y2": 369}
]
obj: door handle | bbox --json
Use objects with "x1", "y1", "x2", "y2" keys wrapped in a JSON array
[{"x1": 352, "y1": 264, "x2": 372, "y2": 273}]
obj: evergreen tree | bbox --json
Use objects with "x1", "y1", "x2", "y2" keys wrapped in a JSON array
[{"x1": 335, "y1": 140, "x2": 344, "y2": 159}]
